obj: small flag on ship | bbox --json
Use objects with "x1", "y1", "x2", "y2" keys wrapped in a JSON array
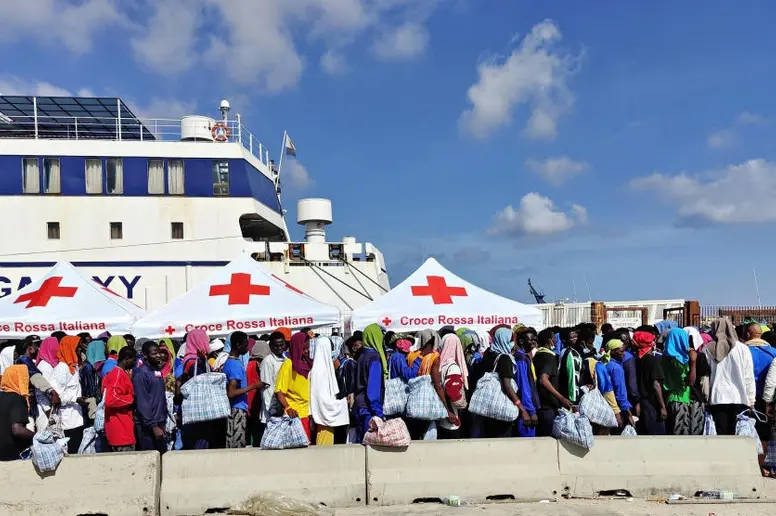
[{"x1": 284, "y1": 132, "x2": 297, "y2": 157}]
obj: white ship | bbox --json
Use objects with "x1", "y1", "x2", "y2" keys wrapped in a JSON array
[{"x1": 0, "y1": 94, "x2": 390, "y2": 324}]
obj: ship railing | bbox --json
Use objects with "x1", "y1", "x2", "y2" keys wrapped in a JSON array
[{"x1": 0, "y1": 115, "x2": 271, "y2": 166}]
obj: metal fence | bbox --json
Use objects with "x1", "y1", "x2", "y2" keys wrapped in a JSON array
[{"x1": 700, "y1": 305, "x2": 776, "y2": 326}]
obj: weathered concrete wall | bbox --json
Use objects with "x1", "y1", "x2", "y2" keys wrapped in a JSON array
[
  {"x1": 0, "y1": 451, "x2": 159, "y2": 516},
  {"x1": 558, "y1": 435, "x2": 765, "y2": 498},
  {"x1": 160, "y1": 445, "x2": 366, "y2": 515},
  {"x1": 366, "y1": 438, "x2": 561, "y2": 505}
]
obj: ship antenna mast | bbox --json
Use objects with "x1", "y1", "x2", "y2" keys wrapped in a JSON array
[{"x1": 528, "y1": 278, "x2": 546, "y2": 304}]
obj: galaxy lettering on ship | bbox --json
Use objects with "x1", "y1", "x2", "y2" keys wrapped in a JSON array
[{"x1": 0, "y1": 275, "x2": 142, "y2": 299}]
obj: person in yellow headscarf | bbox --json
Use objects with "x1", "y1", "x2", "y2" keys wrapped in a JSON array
[
  {"x1": 102, "y1": 335, "x2": 128, "y2": 378},
  {"x1": 352, "y1": 324, "x2": 387, "y2": 443},
  {"x1": 0, "y1": 364, "x2": 34, "y2": 459}
]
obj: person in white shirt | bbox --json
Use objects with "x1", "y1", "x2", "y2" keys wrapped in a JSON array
[
  {"x1": 705, "y1": 318, "x2": 756, "y2": 436},
  {"x1": 49, "y1": 336, "x2": 87, "y2": 454}
]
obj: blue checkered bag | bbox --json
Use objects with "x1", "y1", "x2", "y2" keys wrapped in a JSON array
[
  {"x1": 621, "y1": 424, "x2": 638, "y2": 437},
  {"x1": 93, "y1": 391, "x2": 106, "y2": 433},
  {"x1": 180, "y1": 361, "x2": 230, "y2": 425},
  {"x1": 552, "y1": 408, "x2": 594, "y2": 450},
  {"x1": 406, "y1": 375, "x2": 448, "y2": 421},
  {"x1": 468, "y1": 355, "x2": 519, "y2": 422},
  {"x1": 164, "y1": 391, "x2": 176, "y2": 433},
  {"x1": 30, "y1": 430, "x2": 67, "y2": 472},
  {"x1": 383, "y1": 377, "x2": 409, "y2": 416},
  {"x1": 78, "y1": 426, "x2": 98, "y2": 454},
  {"x1": 578, "y1": 387, "x2": 618, "y2": 428},
  {"x1": 736, "y1": 410, "x2": 764, "y2": 455},
  {"x1": 703, "y1": 412, "x2": 717, "y2": 436},
  {"x1": 260, "y1": 416, "x2": 310, "y2": 450}
]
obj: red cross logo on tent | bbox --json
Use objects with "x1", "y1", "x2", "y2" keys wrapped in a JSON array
[
  {"x1": 411, "y1": 275, "x2": 467, "y2": 305},
  {"x1": 15, "y1": 276, "x2": 78, "y2": 308},
  {"x1": 163, "y1": 325, "x2": 176, "y2": 336},
  {"x1": 209, "y1": 273, "x2": 270, "y2": 305},
  {"x1": 382, "y1": 317, "x2": 392, "y2": 327}
]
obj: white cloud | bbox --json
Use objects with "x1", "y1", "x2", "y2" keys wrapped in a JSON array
[
  {"x1": 629, "y1": 158, "x2": 776, "y2": 224},
  {"x1": 459, "y1": 19, "x2": 581, "y2": 140},
  {"x1": 707, "y1": 129, "x2": 736, "y2": 149},
  {"x1": 131, "y1": 0, "x2": 201, "y2": 75},
  {"x1": 737, "y1": 111, "x2": 767, "y2": 126},
  {"x1": 285, "y1": 160, "x2": 315, "y2": 189},
  {"x1": 321, "y1": 50, "x2": 348, "y2": 75},
  {"x1": 372, "y1": 22, "x2": 429, "y2": 60},
  {"x1": 488, "y1": 192, "x2": 587, "y2": 237},
  {"x1": 0, "y1": 0, "x2": 126, "y2": 54},
  {"x1": 0, "y1": 76, "x2": 76, "y2": 97},
  {"x1": 526, "y1": 156, "x2": 589, "y2": 186},
  {"x1": 132, "y1": 98, "x2": 197, "y2": 120},
  {"x1": 707, "y1": 111, "x2": 768, "y2": 150}
]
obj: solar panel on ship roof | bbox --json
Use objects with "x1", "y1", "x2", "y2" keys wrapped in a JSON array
[{"x1": 0, "y1": 96, "x2": 155, "y2": 140}]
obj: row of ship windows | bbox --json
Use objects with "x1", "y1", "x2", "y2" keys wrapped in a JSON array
[
  {"x1": 46, "y1": 221, "x2": 185, "y2": 240},
  {"x1": 21, "y1": 157, "x2": 231, "y2": 196}
]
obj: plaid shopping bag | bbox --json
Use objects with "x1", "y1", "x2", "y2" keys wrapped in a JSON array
[
  {"x1": 383, "y1": 377, "x2": 409, "y2": 416},
  {"x1": 552, "y1": 408, "x2": 594, "y2": 450},
  {"x1": 180, "y1": 361, "x2": 230, "y2": 425},
  {"x1": 405, "y1": 375, "x2": 448, "y2": 421},
  {"x1": 764, "y1": 424, "x2": 776, "y2": 468},
  {"x1": 260, "y1": 416, "x2": 310, "y2": 450},
  {"x1": 578, "y1": 388, "x2": 618, "y2": 428},
  {"x1": 363, "y1": 417, "x2": 411, "y2": 447},
  {"x1": 621, "y1": 424, "x2": 638, "y2": 437},
  {"x1": 468, "y1": 356, "x2": 519, "y2": 422},
  {"x1": 93, "y1": 393, "x2": 106, "y2": 433},
  {"x1": 736, "y1": 410, "x2": 764, "y2": 455},
  {"x1": 30, "y1": 430, "x2": 67, "y2": 472},
  {"x1": 78, "y1": 426, "x2": 98, "y2": 454},
  {"x1": 703, "y1": 412, "x2": 717, "y2": 435}
]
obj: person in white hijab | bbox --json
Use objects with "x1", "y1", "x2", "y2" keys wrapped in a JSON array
[
  {"x1": 0, "y1": 346, "x2": 14, "y2": 375},
  {"x1": 309, "y1": 336, "x2": 349, "y2": 445}
]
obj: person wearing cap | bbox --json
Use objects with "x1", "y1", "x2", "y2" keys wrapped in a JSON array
[
  {"x1": 208, "y1": 340, "x2": 225, "y2": 369},
  {"x1": 601, "y1": 339, "x2": 635, "y2": 429}
]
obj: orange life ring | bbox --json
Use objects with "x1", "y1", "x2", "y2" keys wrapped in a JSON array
[{"x1": 211, "y1": 122, "x2": 231, "y2": 142}]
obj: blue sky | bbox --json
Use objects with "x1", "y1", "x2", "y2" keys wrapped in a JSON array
[{"x1": 2, "y1": 1, "x2": 775, "y2": 305}]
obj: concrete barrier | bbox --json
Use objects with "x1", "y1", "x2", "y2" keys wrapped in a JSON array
[
  {"x1": 160, "y1": 445, "x2": 366, "y2": 515},
  {"x1": 558, "y1": 436, "x2": 765, "y2": 498},
  {"x1": 366, "y1": 438, "x2": 561, "y2": 505},
  {"x1": 0, "y1": 451, "x2": 159, "y2": 516}
]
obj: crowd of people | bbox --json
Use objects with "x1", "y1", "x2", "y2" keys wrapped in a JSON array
[{"x1": 0, "y1": 318, "x2": 775, "y2": 476}]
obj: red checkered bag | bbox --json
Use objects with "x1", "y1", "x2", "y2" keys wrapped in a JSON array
[{"x1": 363, "y1": 417, "x2": 411, "y2": 447}]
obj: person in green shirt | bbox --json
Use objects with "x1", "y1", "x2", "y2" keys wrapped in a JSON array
[{"x1": 662, "y1": 328, "x2": 702, "y2": 435}]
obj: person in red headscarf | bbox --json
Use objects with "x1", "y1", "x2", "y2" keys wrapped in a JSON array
[{"x1": 633, "y1": 328, "x2": 667, "y2": 435}]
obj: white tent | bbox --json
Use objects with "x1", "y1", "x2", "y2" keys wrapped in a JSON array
[
  {"x1": 0, "y1": 261, "x2": 145, "y2": 338},
  {"x1": 351, "y1": 258, "x2": 543, "y2": 332},
  {"x1": 131, "y1": 254, "x2": 341, "y2": 339}
]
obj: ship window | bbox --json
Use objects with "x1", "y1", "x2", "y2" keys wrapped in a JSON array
[
  {"x1": 42, "y1": 158, "x2": 61, "y2": 194},
  {"x1": 106, "y1": 158, "x2": 123, "y2": 194},
  {"x1": 110, "y1": 222, "x2": 123, "y2": 240},
  {"x1": 47, "y1": 222, "x2": 60, "y2": 240},
  {"x1": 212, "y1": 160, "x2": 229, "y2": 196},
  {"x1": 22, "y1": 158, "x2": 40, "y2": 194},
  {"x1": 168, "y1": 159, "x2": 185, "y2": 195},
  {"x1": 171, "y1": 222, "x2": 184, "y2": 240},
  {"x1": 85, "y1": 158, "x2": 103, "y2": 194},
  {"x1": 148, "y1": 159, "x2": 165, "y2": 194}
]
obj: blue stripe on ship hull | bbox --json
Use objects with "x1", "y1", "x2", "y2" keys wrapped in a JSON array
[{"x1": 0, "y1": 261, "x2": 230, "y2": 268}]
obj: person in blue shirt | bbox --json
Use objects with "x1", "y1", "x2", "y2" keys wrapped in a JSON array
[
  {"x1": 387, "y1": 336, "x2": 421, "y2": 382},
  {"x1": 602, "y1": 339, "x2": 634, "y2": 429},
  {"x1": 133, "y1": 341, "x2": 169, "y2": 453},
  {"x1": 222, "y1": 331, "x2": 262, "y2": 449},
  {"x1": 352, "y1": 324, "x2": 387, "y2": 443},
  {"x1": 608, "y1": 328, "x2": 640, "y2": 410},
  {"x1": 513, "y1": 328, "x2": 540, "y2": 437}
]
